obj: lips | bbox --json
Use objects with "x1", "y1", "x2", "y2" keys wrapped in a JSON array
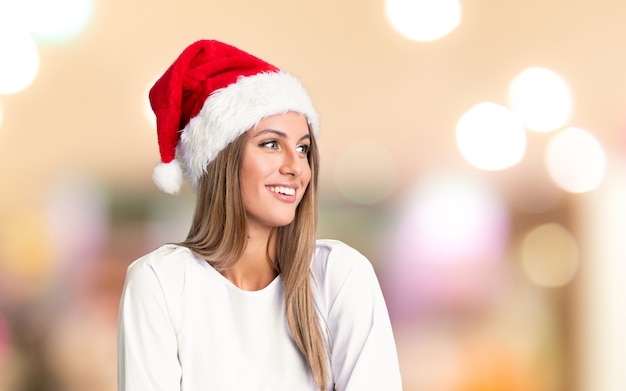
[{"x1": 266, "y1": 185, "x2": 298, "y2": 203}]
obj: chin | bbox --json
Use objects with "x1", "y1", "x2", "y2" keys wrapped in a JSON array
[
  {"x1": 273, "y1": 214, "x2": 297, "y2": 227},
  {"x1": 275, "y1": 219, "x2": 296, "y2": 227}
]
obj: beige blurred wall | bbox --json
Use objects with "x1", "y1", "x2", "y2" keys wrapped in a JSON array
[{"x1": 1, "y1": 1, "x2": 626, "y2": 390}]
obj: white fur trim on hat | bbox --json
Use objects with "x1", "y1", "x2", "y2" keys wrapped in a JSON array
[
  {"x1": 179, "y1": 71, "x2": 319, "y2": 190},
  {"x1": 152, "y1": 160, "x2": 184, "y2": 195}
]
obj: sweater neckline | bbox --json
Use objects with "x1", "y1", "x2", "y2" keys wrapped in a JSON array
[{"x1": 184, "y1": 247, "x2": 282, "y2": 295}]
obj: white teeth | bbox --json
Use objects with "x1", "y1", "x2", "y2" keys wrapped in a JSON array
[{"x1": 269, "y1": 186, "x2": 295, "y2": 195}]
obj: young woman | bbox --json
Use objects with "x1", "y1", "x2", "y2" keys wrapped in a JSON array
[{"x1": 117, "y1": 39, "x2": 402, "y2": 391}]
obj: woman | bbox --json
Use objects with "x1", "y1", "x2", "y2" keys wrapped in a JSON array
[{"x1": 118, "y1": 39, "x2": 402, "y2": 391}]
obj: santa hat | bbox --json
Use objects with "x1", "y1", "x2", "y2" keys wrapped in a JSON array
[{"x1": 149, "y1": 39, "x2": 320, "y2": 194}]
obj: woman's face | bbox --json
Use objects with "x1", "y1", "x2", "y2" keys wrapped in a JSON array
[{"x1": 240, "y1": 111, "x2": 312, "y2": 232}]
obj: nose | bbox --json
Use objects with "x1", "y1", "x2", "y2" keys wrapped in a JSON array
[{"x1": 279, "y1": 149, "x2": 305, "y2": 176}]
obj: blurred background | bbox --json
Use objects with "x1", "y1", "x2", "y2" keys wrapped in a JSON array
[{"x1": 1, "y1": 0, "x2": 625, "y2": 389}]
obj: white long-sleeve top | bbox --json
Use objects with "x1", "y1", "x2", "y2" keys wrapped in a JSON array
[{"x1": 118, "y1": 239, "x2": 402, "y2": 390}]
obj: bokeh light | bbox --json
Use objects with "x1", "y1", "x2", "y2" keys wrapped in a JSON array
[
  {"x1": 386, "y1": 172, "x2": 510, "y2": 317},
  {"x1": 520, "y1": 223, "x2": 579, "y2": 287},
  {"x1": 332, "y1": 139, "x2": 399, "y2": 204},
  {"x1": 7, "y1": 0, "x2": 95, "y2": 44},
  {"x1": 45, "y1": 175, "x2": 108, "y2": 265},
  {"x1": 546, "y1": 127, "x2": 607, "y2": 193},
  {"x1": 385, "y1": 0, "x2": 461, "y2": 42},
  {"x1": 456, "y1": 102, "x2": 527, "y2": 171},
  {"x1": 0, "y1": 209, "x2": 54, "y2": 299},
  {"x1": 0, "y1": 25, "x2": 40, "y2": 94},
  {"x1": 394, "y1": 172, "x2": 509, "y2": 265},
  {"x1": 509, "y1": 67, "x2": 573, "y2": 132}
]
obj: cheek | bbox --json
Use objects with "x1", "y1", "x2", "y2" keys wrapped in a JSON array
[
  {"x1": 303, "y1": 165, "x2": 312, "y2": 186},
  {"x1": 239, "y1": 165, "x2": 256, "y2": 199},
  {"x1": 240, "y1": 159, "x2": 270, "y2": 194}
]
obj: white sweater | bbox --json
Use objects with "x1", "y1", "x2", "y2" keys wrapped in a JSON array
[{"x1": 118, "y1": 239, "x2": 402, "y2": 390}]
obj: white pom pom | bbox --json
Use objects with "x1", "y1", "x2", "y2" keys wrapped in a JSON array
[{"x1": 152, "y1": 160, "x2": 184, "y2": 195}]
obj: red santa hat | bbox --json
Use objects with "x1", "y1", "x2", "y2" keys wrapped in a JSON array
[{"x1": 149, "y1": 39, "x2": 320, "y2": 194}]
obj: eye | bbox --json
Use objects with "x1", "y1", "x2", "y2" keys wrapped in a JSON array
[
  {"x1": 259, "y1": 140, "x2": 278, "y2": 149},
  {"x1": 296, "y1": 144, "x2": 310, "y2": 154}
]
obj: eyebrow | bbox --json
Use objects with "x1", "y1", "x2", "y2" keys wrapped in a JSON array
[{"x1": 253, "y1": 129, "x2": 311, "y2": 142}]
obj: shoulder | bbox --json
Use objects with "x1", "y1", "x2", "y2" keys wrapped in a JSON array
[
  {"x1": 312, "y1": 239, "x2": 378, "y2": 299},
  {"x1": 314, "y1": 239, "x2": 374, "y2": 274},
  {"x1": 125, "y1": 244, "x2": 199, "y2": 287},
  {"x1": 128, "y1": 243, "x2": 194, "y2": 271}
]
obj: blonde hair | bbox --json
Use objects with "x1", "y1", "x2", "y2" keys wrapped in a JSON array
[{"x1": 179, "y1": 128, "x2": 329, "y2": 390}]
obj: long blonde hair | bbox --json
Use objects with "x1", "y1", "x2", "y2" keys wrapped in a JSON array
[{"x1": 179, "y1": 128, "x2": 329, "y2": 390}]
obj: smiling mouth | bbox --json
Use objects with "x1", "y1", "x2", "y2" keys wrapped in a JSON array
[{"x1": 267, "y1": 186, "x2": 296, "y2": 196}]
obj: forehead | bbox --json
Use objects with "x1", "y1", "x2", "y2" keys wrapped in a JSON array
[{"x1": 251, "y1": 112, "x2": 310, "y2": 135}]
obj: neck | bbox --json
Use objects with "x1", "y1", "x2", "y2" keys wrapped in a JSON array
[{"x1": 221, "y1": 226, "x2": 278, "y2": 291}]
